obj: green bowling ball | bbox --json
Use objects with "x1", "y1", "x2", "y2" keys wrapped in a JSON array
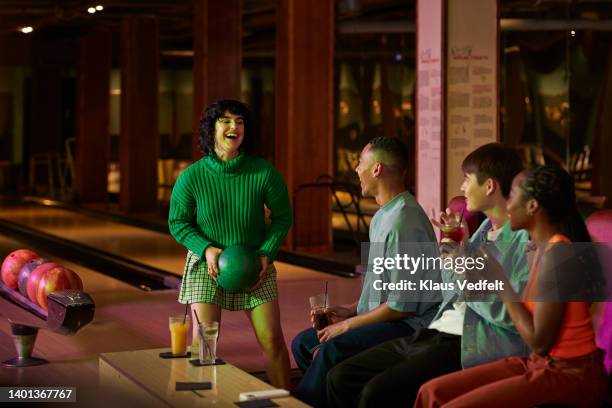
[{"x1": 217, "y1": 245, "x2": 261, "y2": 293}]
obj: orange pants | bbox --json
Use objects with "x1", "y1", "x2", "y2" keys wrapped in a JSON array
[{"x1": 415, "y1": 350, "x2": 608, "y2": 408}]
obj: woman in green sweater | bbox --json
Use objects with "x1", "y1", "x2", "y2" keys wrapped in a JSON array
[{"x1": 168, "y1": 100, "x2": 292, "y2": 388}]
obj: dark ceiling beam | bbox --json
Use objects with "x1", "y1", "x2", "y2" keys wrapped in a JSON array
[
  {"x1": 243, "y1": 0, "x2": 275, "y2": 15},
  {"x1": 502, "y1": 18, "x2": 612, "y2": 30},
  {"x1": 338, "y1": 18, "x2": 612, "y2": 33},
  {"x1": 338, "y1": 20, "x2": 415, "y2": 33},
  {"x1": 0, "y1": 9, "x2": 51, "y2": 15}
]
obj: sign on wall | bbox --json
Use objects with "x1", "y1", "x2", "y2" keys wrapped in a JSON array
[{"x1": 446, "y1": 0, "x2": 499, "y2": 199}]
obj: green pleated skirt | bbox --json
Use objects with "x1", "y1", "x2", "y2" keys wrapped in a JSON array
[{"x1": 178, "y1": 250, "x2": 277, "y2": 311}]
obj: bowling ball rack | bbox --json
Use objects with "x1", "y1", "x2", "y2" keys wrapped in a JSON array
[
  {"x1": 0, "y1": 280, "x2": 95, "y2": 367},
  {"x1": 0, "y1": 281, "x2": 95, "y2": 334},
  {"x1": 0, "y1": 279, "x2": 47, "y2": 320}
]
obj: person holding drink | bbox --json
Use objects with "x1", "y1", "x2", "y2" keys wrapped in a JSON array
[
  {"x1": 168, "y1": 100, "x2": 292, "y2": 388},
  {"x1": 310, "y1": 293, "x2": 330, "y2": 330},
  {"x1": 415, "y1": 165, "x2": 608, "y2": 408},
  {"x1": 327, "y1": 143, "x2": 531, "y2": 408},
  {"x1": 291, "y1": 137, "x2": 441, "y2": 407}
]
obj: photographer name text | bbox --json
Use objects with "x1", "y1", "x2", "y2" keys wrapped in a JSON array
[{"x1": 372, "y1": 279, "x2": 505, "y2": 291}]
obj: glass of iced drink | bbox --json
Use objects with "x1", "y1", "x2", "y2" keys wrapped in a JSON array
[
  {"x1": 198, "y1": 321, "x2": 219, "y2": 364},
  {"x1": 309, "y1": 294, "x2": 330, "y2": 330}
]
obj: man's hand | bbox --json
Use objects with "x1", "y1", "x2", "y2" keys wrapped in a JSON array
[
  {"x1": 249, "y1": 255, "x2": 270, "y2": 291},
  {"x1": 317, "y1": 319, "x2": 352, "y2": 343},
  {"x1": 204, "y1": 246, "x2": 222, "y2": 281},
  {"x1": 309, "y1": 304, "x2": 354, "y2": 329},
  {"x1": 326, "y1": 304, "x2": 355, "y2": 324}
]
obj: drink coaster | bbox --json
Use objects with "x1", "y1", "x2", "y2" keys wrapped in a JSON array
[
  {"x1": 159, "y1": 351, "x2": 191, "y2": 359},
  {"x1": 176, "y1": 381, "x2": 212, "y2": 391},
  {"x1": 189, "y1": 358, "x2": 226, "y2": 366}
]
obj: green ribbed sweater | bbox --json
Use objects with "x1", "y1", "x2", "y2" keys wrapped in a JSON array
[{"x1": 168, "y1": 152, "x2": 292, "y2": 260}]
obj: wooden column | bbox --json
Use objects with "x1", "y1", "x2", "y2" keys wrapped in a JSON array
[
  {"x1": 30, "y1": 62, "x2": 62, "y2": 156},
  {"x1": 276, "y1": 0, "x2": 334, "y2": 251},
  {"x1": 192, "y1": 0, "x2": 242, "y2": 160},
  {"x1": 76, "y1": 28, "x2": 111, "y2": 203},
  {"x1": 416, "y1": 0, "x2": 498, "y2": 215},
  {"x1": 592, "y1": 45, "x2": 612, "y2": 208},
  {"x1": 119, "y1": 17, "x2": 159, "y2": 213}
]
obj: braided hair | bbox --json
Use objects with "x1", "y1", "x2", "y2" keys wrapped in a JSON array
[{"x1": 520, "y1": 165, "x2": 591, "y2": 242}]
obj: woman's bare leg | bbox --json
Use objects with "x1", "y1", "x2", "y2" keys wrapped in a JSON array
[
  {"x1": 245, "y1": 300, "x2": 291, "y2": 389},
  {"x1": 190, "y1": 303, "x2": 221, "y2": 350}
]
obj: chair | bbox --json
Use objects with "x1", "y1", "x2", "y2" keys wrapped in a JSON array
[
  {"x1": 293, "y1": 175, "x2": 369, "y2": 251},
  {"x1": 28, "y1": 152, "x2": 55, "y2": 197},
  {"x1": 585, "y1": 210, "x2": 612, "y2": 374}
]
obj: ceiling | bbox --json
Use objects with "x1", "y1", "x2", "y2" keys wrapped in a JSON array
[{"x1": 0, "y1": 0, "x2": 611, "y2": 55}]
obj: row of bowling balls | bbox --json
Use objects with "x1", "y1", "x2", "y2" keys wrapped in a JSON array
[{"x1": 0, "y1": 249, "x2": 83, "y2": 310}]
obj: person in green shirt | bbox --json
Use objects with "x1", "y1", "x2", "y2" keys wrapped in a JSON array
[{"x1": 168, "y1": 100, "x2": 292, "y2": 388}]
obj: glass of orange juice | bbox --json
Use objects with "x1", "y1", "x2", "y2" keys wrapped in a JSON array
[{"x1": 169, "y1": 316, "x2": 190, "y2": 355}]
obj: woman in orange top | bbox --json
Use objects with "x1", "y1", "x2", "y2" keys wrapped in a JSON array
[{"x1": 414, "y1": 165, "x2": 608, "y2": 408}]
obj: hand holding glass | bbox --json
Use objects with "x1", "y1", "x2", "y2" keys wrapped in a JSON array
[
  {"x1": 309, "y1": 294, "x2": 330, "y2": 330},
  {"x1": 440, "y1": 213, "x2": 465, "y2": 243}
]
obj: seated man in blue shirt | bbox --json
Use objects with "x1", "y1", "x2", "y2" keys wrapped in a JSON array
[
  {"x1": 326, "y1": 143, "x2": 530, "y2": 408},
  {"x1": 291, "y1": 136, "x2": 441, "y2": 407}
]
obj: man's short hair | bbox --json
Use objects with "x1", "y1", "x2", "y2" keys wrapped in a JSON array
[
  {"x1": 367, "y1": 136, "x2": 409, "y2": 175},
  {"x1": 461, "y1": 143, "x2": 523, "y2": 198}
]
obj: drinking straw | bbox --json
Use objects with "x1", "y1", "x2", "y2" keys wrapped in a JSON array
[
  {"x1": 182, "y1": 303, "x2": 189, "y2": 325},
  {"x1": 324, "y1": 281, "x2": 328, "y2": 309},
  {"x1": 458, "y1": 209, "x2": 465, "y2": 227},
  {"x1": 193, "y1": 310, "x2": 212, "y2": 361}
]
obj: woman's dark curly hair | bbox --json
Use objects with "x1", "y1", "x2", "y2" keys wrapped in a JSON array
[
  {"x1": 520, "y1": 165, "x2": 591, "y2": 242},
  {"x1": 198, "y1": 99, "x2": 255, "y2": 156},
  {"x1": 521, "y1": 165, "x2": 606, "y2": 300}
]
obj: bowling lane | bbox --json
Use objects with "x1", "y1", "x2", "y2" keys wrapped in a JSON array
[
  {"x1": 0, "y1": 202, "x2": 186, "y2": 275},
  {"x1": 0, "y1": 206, "x2": 362, "y2": 373},
  {"x1": 0, "y1": 202, "x2": 347, "y2": 283}
]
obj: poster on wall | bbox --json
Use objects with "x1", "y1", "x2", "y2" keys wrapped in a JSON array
[{"x1": 446, "y1": 0, "x2": 499, "y2": 200}]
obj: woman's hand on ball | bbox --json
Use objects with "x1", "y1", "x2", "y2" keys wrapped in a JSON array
[
  {"x1": 205, "y1": 246, "x2": 222, "y2": 281},
  {"x1": 249, "y1": 255, "x2": 269, "y2": 291}
]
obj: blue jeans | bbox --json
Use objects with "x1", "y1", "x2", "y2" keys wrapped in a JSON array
[{"x1": 291, "y1": 321, "x2": 415, "y2": 407}]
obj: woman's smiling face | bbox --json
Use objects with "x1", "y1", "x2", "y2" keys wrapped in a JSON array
[{"x1": 214, "y1": 111, "x2": 244, "y2": 158}]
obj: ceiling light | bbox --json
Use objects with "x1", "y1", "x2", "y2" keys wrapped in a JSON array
[
  {"x1": 88, "y1": 7, "x2": 96, "y2": 14},
  {"x1": 96, "y1": 5, "x2": 103, "y2": 11},
  {"x1": 21, "y1": 26, "x2": 33, "y2": 34},
  {"x1": 570, "y1": 29, "x2": 576, "y2": 36}
]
